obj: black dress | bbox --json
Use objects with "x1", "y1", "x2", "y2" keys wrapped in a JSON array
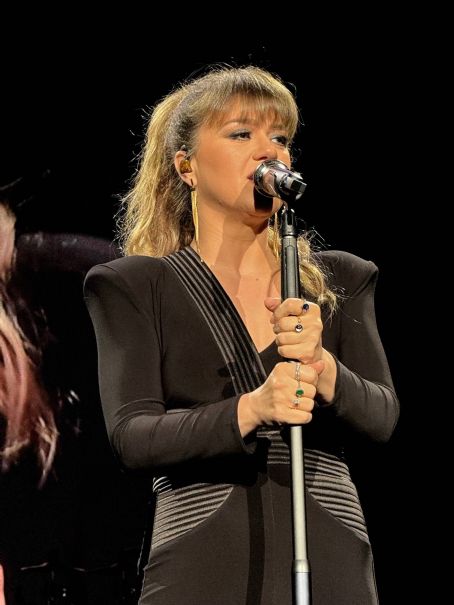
[{"x1": 84, "y1": 247, "x2": 399, "y2": 605}]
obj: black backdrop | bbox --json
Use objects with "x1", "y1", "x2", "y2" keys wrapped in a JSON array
[{"x1": 1, "y1": 27, "x2": 418, "y2": 604}]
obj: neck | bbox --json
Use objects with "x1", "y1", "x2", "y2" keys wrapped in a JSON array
[{"x1": 192, "y1": 210, "x2": 278, "y2": 276}]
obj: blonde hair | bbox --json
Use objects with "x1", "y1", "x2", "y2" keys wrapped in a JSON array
[
  {"x1": 0, "y1": 204, "x2": 58, "y2": 485},
  {"x1": 119, "y1": 65, "x2": 336, "y2": 309}
]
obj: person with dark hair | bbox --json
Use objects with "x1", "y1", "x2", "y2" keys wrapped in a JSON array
[{"x1": 84, "y1": 65, "x2": 399, "y2": 605}]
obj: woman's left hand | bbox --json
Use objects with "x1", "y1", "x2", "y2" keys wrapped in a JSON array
[{"x1": 264, "y1": 297, "x2": 323, "y2": 365}]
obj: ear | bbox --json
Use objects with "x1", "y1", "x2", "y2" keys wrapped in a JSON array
[{"x1": 174, "y1": 150, "x2": 197, "y2": 188}]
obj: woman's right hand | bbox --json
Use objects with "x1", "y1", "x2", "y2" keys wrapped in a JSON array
[{"x1": 237, "y1": 360, "x2": 324, "y2": 437}]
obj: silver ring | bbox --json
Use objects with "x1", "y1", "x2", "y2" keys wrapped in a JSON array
[
  {"x1": 295, "y1": 362, "x2": 302, "y2": 382},
  {"x1": 295, "y1": 322, "x2": 303, "y2": 333}
]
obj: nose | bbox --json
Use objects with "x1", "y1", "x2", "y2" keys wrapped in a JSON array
[{"x1": 252, "y1": 135, "x2": 278, "y2": 162}]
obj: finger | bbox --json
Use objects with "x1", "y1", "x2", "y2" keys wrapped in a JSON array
[
  {"x1": 290, "y1": 382, "x2": 317, "y2": 401},
  {"x1": 264, "y1": 297, "x2": 282, "y2": 312},
  {"x1": 284, "y1": 362, "x2": 319, "y2": 384},
  {"x1": 273, "y1": 317, "x2": 303, "y2": 334},
  {"x1": 276, "y1": 331, "x2": 321, "y2": 355},
  {"x1": 290, "y1": 396, "x2": 316, "y2": 413},
  {"x1": 273, "y1": 312, "x2": 320, "y2": 334},
  {"x1": 275, "y1": 330, "x2": 320, "y2": 347},
  {"x1": 271, "y1": 393, "x2": 314, "y2": 425},
  {"x1": 277, "y1": 345, "x2": 321, "y2": 365},
  {"x1": 308, "y1": 360, "x2": 325, "y2": 375},
  {"x1": 281, "y1": 406, "x2": 314, "y2": 425},
  {"x1": 275, "y1": 337, "x2": 321, "y2": 363},
  {"x1": 270, "y1": 298, "x2": 313, "y2": 322}
]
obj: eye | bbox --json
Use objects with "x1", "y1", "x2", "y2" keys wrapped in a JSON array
[
  {"x1": 229, "y1": 130, "x2": 251, "y2": 140},
  {"x1": 272, "y1": 134, "x2": 289, "y2": 147}
]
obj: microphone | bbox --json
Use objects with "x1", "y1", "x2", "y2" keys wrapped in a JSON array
[{"x1": 253, "y1": 160, "x2": 307, "y2": 204}]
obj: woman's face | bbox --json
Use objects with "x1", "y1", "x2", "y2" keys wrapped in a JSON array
[{"x1": 188, "y1": 101, "x2": 292, "y2": 221}]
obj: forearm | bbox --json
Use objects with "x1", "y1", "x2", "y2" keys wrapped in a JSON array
[
  {"x1": 326, "y1": 359, "x2": 399, "y2": 443},
  {"x1": 111, "y1": 396, "x2": 256, "y2": 471}
]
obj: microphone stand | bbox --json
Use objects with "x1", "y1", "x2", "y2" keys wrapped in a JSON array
[{"x1": 280, "y1": 205, "x2": 311, "y2": 605}]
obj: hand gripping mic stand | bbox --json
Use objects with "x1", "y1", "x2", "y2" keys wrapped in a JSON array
[{"x1": 280, "y1": 204, "x2": 311, "y2": 605}]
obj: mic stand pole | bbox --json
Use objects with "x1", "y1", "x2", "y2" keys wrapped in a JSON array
[{"x1": 280, "y1": 205, "x2": 311, "y2": 605}]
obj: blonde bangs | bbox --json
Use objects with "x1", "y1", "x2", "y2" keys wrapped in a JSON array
[
  {"x1": 181, "y1": 66, "x2": 300, "y2": 148},
  {"x1": 245, "y1": 94, "x2": 298, "y2": 139},
  {"x1": 203, "y1": 94, "x2": 298, "y2": 141}
]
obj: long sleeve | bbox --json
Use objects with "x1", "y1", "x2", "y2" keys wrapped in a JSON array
[
  {"x1": 83, "y1": 259, "x2": 254, "y2": 473},
  {"x1": 321, "y1": 251, "x2": 400, "y2": 443}
]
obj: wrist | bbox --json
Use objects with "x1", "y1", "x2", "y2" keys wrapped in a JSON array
[
  {"x1": 316, "y1": 349, "x2": 337, "y2": 404},
  {"x1": 238, "y1": 393, "x2": 261, "y2": 437}
]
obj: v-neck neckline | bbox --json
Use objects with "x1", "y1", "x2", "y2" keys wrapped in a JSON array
[{"x1": 183, "y1": 246, "x2": 277, "y2": 357}]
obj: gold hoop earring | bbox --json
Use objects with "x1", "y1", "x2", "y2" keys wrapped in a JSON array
[{"x1": 191, "y1": 187, "x2": 202, "y2": 260}]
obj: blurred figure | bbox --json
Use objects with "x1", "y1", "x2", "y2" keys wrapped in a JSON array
[
  {"x1": 0, "y1": 201, "x2": 58, "y2": 485},
  {"x1": 1, "y1": 194, "x2": 149, "y2": 604}
]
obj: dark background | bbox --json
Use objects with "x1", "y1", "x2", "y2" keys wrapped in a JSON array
[{"x1": 1, "y1": 22, "x2": 418, "y2": 604}]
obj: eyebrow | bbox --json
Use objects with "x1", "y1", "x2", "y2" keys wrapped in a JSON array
[{"x1": 221, "y1": 118, "x2": 286, "y2": 130}]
